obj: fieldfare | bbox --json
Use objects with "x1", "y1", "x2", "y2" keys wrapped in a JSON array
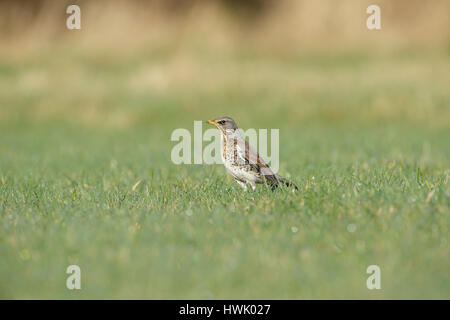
[{"x1": 207, "y1": 116, "x2": 297, "y2": 191}]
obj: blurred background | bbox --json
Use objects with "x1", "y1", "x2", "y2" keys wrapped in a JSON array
[{"x1": 0, "y1": 0, "x2": 449, "y2": 129}]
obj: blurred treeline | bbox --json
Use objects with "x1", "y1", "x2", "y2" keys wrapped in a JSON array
[{"x1": 1, "y1": 0, "x2": 449, "y2": 53}]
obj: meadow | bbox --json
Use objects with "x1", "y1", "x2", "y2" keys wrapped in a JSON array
[
  {"x1": 0, "y1": 0, "x2": 449, "y2": 299},
  {"x1": 0, "y1": 44, "x2": 448, "y2": 299}
]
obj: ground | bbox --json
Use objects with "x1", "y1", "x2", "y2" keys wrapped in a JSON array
[{"x1": 0, "y1": 46, "x2": 449, "y2": 298}]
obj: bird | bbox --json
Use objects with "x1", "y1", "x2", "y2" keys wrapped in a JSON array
[{"x1": 207, "y1": 116, "x2": 298, "y2": 191}]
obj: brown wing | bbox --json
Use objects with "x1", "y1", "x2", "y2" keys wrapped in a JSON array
[
  {"x1": 236, "y1": 138, "x2": 297, "y2": 190},
  {"x1": 244, "y1": 140, "x2": 273, "y2": 172},
  {"x1": 235, "y1": 139, "x2": 278, "y2": 184}
]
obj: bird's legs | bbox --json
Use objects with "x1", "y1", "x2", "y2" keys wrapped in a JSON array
[
  {"x1": 249, "y1": 181, "x2": 256, "y2": 191},
  {"x1": 235, "y1": 180, "x2": 248, "y2": 191}
]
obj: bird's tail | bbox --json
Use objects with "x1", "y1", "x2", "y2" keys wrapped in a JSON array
[
  {"x1": 264, "y1": 174, "x2": 298, "y2": 191},
  {"x1": 275, "y1": 174, "x2": 298, "y2": 190}
]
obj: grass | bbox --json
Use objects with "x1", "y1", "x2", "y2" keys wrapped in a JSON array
[{"x1": 0, "y1": 46, "x2": 449, "y2": 299}]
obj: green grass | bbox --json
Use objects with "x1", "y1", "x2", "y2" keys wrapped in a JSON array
[{"x1": 0, "y1": 47, "x2": 449, "y2": 299}]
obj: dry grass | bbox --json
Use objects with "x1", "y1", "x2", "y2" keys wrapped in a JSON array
[{"x1": 0, "y1": 0, "x2": 449, "y2": 56}]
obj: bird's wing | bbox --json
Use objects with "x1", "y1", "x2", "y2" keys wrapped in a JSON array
[
  {"x1": 235, "y1": 139, "x2": 276, "y2": 177},
  {"x1": 235, "y1": 137, "x2": 297, "y2": 189}
]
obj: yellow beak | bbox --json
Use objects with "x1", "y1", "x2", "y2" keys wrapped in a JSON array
[{"x1": 207, "y1": 120, "x2": 217, "y2": 125}]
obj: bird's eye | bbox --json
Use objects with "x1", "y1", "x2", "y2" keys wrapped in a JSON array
[{"x1": 219, "y1": 121, "x2": 225, "y2": 124}]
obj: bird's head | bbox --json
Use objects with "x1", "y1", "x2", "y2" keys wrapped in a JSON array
[{"x1": 206, "y1": 116, "x2": 238, "y2": 134}]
